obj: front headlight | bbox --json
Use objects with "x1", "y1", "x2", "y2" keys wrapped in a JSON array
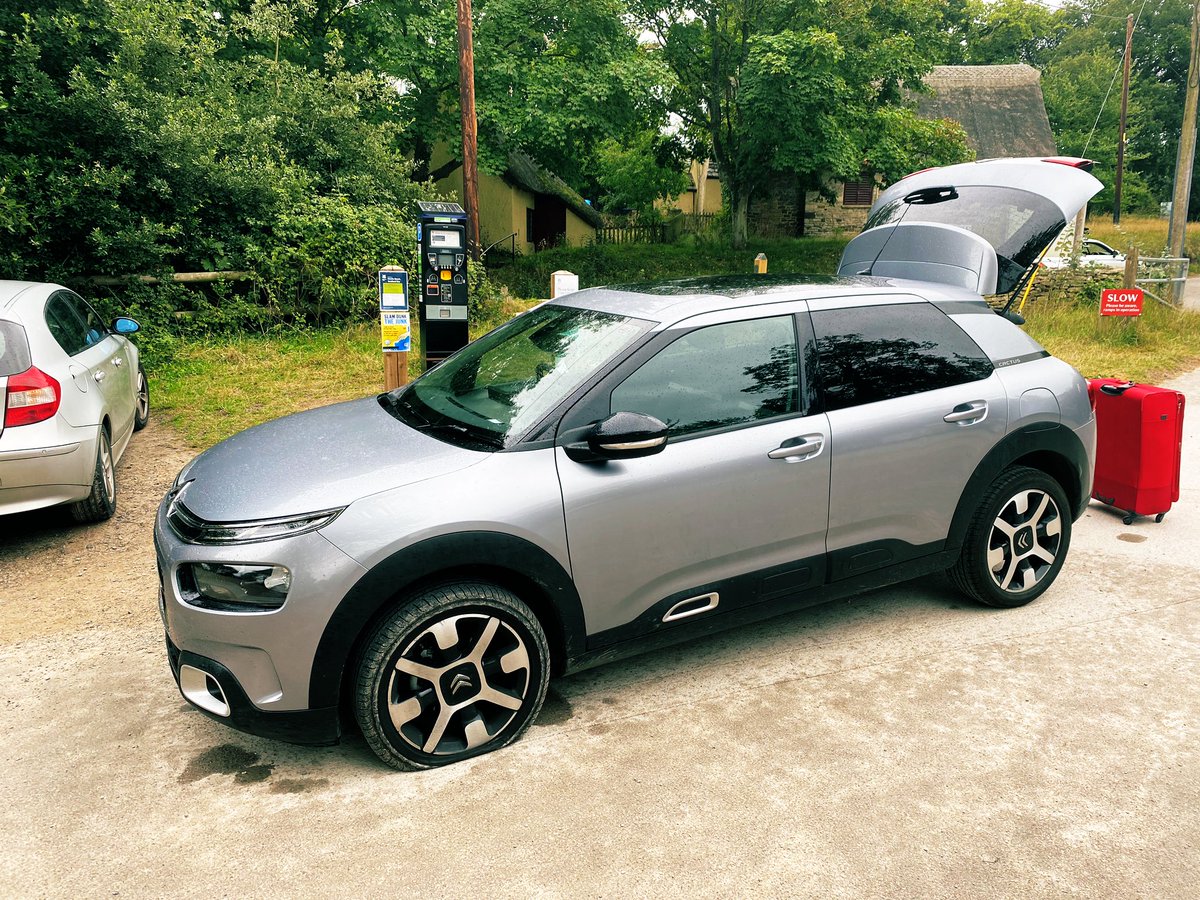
[
  {"x1": 167, "y1": 498, "x2": 344, "y2": 545},
  {"x1": 179, "y1": 563, "x2": 292, "y2": 612}
]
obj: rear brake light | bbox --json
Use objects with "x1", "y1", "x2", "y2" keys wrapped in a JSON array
[
  {"x1": 1043, "y1": 157, "x2": 1095, "y2": 172},
  {"x1": 4, "y1": 366, "x2": 61, "y2": 427}
]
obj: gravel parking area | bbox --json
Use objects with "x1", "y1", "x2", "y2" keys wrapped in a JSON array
[{"x1": 2, "y1": 372, "x2": 1198, "y2": 898}]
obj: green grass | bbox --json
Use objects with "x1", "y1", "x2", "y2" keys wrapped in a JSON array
[
  {"x1": 152, "y1": 296, "x2": 534, "y2": 448},
  {"x1": 153, "y1": 237, "x2": 1200, "y2": 449},
  {"x1": 1024, "y1": 293, "x2": 1200, "y2": 383},
  {"x1": 1084, "y1": 215, "x2": 1199, "y2": 273}
]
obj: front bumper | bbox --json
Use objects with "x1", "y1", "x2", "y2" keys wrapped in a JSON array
[
  {"x1": 165, "y1": 635, "x2": 340, "y2": 745},
  {"x1": 155, "y1": 493, "x2": 369, "y2": 745}
]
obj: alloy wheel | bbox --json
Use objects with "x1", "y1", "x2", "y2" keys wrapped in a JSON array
[
  {"x1": 136, "y1": 371, "x2": 149, "y2": 422},
  {"x1": 100, "y1": 434, "x2": 115, "y2": 505},
  {"x1": 386, "y1": 613, "x2": 531, "y2": 756},
  {"x1": 987, "y1": 488, "x2": 1062, "y2": 594}
]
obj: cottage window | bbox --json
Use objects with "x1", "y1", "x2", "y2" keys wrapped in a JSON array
[{"x1": 842, "y1": 178, "x2": 874, "y2": 207}]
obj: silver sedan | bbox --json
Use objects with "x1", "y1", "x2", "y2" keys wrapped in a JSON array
[{"x1": 0, "y1": 281, "x2": 148, "y2": 522}]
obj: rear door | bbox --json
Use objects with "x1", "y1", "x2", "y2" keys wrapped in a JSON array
[
  {"x1": 555, "y1": 303, "x2": 830, "y2": 643},
  {"x1": 809, "y1": 295, "x2": 1006, "y2": 578}
]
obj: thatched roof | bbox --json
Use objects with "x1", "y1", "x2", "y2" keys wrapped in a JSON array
[
  {"x1": 918, "y1": 64, "x2": 1057, "y2": 158},
  {"x1": 503, "y1": 151, "x2": 605, "y2": 228}
]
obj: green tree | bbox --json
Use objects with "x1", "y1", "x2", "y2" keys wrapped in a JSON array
[
  {"x1": 0, "y1": 0, "x2": 421, "y2": 320},
  {"x1": 365, "y1": 0, "x2": 681, "y2": 208},
  {"x1": 632, "y1": 0, "x2": 973, "y2": 247},
  {"x1": 950, "y1": 0, "x2": 1196, "y2": 216}
]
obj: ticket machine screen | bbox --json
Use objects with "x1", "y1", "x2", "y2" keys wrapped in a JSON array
[{"x1": 429, "y1": 229, "x2": 462, "y2": 249}]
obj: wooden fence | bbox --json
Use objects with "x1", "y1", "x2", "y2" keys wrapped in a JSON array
[{"x1": 596, "y1": 221, "x2": 668, "y2": 245}]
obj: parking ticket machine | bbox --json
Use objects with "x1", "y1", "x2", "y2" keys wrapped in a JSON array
[{"x1": 417, "y1": 201, "x2": 469, "y2": 367}]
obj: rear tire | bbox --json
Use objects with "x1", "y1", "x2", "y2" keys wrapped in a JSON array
[
  {"x1": 69, "y1": 429, "x2": 117, "y2": 523},
  {"x1": 133, "y1": 365, "x2": 149, "y2": 431},
  {"x1": 949, "y1": 466, "x2": 1070, "y2": 608},
  {"x1": 354, "y1": 582, "x2": 550, "y2": 770}
]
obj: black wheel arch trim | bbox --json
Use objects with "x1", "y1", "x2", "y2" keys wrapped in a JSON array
[
  {"x1": 309, "y1": 531, "x2": 586, "y2": 710},
  {"x1": 946, "y1": 422, "x2": 1090, "y2": 554}
]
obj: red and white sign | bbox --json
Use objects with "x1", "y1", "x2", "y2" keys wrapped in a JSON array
[{"x1": 1100, "y1": 288, "x2": 1144, "y2": 317}]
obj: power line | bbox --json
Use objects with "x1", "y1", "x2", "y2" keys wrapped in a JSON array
[{"x1": 1082, "y1": 0, "x2": 1149, "y2": 156}]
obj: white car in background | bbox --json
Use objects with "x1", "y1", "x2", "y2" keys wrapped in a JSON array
[
  {"x1": 0, "y1": 281, "x2": 149, "y2": 523},
  {"x1": 1042, "y1": 238, "x2": 1127, "y2": 270}
]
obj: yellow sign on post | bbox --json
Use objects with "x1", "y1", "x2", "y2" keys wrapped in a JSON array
[{"x1": 379, "y1": 267, "x2": 410, "y2": 390}]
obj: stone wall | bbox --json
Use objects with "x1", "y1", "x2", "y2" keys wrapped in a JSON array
[
  {"x1": 802, "y1": 193, "x2": 872, "y2": 237},
  {"x1": 746, "y1": 173, "x2": 877, "y2": 238}
]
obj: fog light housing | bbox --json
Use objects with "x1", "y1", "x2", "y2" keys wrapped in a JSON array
[{"x1": 179, "y1": 563, "x2": 291, "y2": 612}]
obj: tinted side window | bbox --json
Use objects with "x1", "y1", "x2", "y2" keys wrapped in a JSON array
[
  {"x1": 45, "y1": 292, "x2": 108, "y2": 356},
  {"x1": 610, "y1": 316, "x2": 799, "y2": 437},
  {"x1": 813, "y1": 304, "x2": 993, "y2": 412},
  {"x1": 45, "y1": 294, "x2": 90, "y2": 356}
]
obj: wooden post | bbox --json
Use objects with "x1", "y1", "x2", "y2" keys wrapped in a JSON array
[
  {"x1": 1167, "y1": 0, "x2": 1200, "y2": 303},
  {"x1": 457, "y1": 0, "x2": 481, "y2": 262},
  {"x1": 1123, "y1": 246, "x2": 1139, "y2": 289},
  {"x1": 384, "y1": 353, "x2": 409, "y2": 391}
]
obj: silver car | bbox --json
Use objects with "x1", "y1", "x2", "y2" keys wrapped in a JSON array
[
  {"x1": 1, "y1": 282, "x2": 148, "y2": 522},
  {"x1": 156, "y1": 158, "x2": 1101, "y2": 769}
]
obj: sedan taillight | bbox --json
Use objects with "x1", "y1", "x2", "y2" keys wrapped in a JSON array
[{"x1": 4, "y1": 366, "x2": 62, "y2": 427}]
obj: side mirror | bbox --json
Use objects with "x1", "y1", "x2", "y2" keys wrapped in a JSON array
[
  {"x1": 111, "y1": 317, "x2": 140, "y2": 335},
  {"x1": 564, "y1": 411, "x2": 669, "y2": 463}
]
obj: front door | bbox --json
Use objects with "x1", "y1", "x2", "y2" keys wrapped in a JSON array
[{"x1": 555, "y1": 310, "x2": 830, "y2": 642}]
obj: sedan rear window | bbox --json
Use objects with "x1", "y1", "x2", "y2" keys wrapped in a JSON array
[{"x1": 0, "y1": 321, "x2": 33, "y2": 377}]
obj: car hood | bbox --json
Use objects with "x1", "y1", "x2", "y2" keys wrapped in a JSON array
[
  {"x1": 174, "y1": 397, "x2": 485, "y2": 522},
  {"x1": 838, "y1": 157, "x2": 1103, "y2": 295}
]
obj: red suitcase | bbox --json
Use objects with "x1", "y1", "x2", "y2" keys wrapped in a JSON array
[{"x1": 1087, "y1": 379, "x2": 1185, "y2": 524}]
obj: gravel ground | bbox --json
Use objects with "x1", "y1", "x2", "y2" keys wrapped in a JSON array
[{"x1": 1, "y1": 373, "x2": 1198, "y2": 898}]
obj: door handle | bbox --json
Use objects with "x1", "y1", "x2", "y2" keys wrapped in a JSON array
[
  {"x1": 768, "y1": 434, "x2": 824, "y2": 462},
  {"x1": 944, "y1": 401, "x2": 987, "y2": 425},
  {"x1": 94, "y1": 370, "x2": 106, "y2": 383}
]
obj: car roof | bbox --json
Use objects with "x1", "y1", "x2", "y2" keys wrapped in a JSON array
[
  {"x1": 0, "y1": 280, "x2": 54, "y2": 311},
  {"x1": 550, "y1": 273, "x2": 989, "y2": 323}
]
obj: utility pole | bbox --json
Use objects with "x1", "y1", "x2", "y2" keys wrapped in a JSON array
[
  {"x1": 456, "y1": 0, "x2": 481, "y2": 261},
  {"x1": 1167, "y1": 0, "x2": 1200, "y2": 267},
  {"x1": 1114, "y1": 14, "x2": 1134, "y2": 225}
]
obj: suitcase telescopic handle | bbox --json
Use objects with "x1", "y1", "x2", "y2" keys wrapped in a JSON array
[{"x1": 1100, "y1": 381, "x2": 1135, "y2": 396}]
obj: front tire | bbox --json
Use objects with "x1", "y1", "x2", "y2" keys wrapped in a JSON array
[
  {"x1": 355, "y1": 582, "x2": 550, "y2": 770},
  {"x1": 949, "y1": 466, "x2": 1071, "y2": 608},
  {"x1": 69, "y1": 428, "x2": 117, "y2": 523}
]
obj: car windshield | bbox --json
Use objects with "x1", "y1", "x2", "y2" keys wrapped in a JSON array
[{"x1": 384, "y1": 304, "x2": 647, "y2": 449}]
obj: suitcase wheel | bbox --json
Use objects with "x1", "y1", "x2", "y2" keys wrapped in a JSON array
[
  {"x1": 1123, "y1": 513, "x2": 1136, "y2": 525},
  {"x1": 1155, "y1": 513, "x2": 1166, "y2": 523}
]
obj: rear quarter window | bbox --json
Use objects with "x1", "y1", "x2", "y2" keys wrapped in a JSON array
[
  {"x1": 0, "y1": 321, "x2": 33, "y2": 377},
  {"x1": 813, "y1": 303, "x2": 994, "y2": 411}
]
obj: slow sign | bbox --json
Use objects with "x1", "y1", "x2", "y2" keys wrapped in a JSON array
[{"x1": 1100, "y1": 288, "x2": 1144, "y2": 317}]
